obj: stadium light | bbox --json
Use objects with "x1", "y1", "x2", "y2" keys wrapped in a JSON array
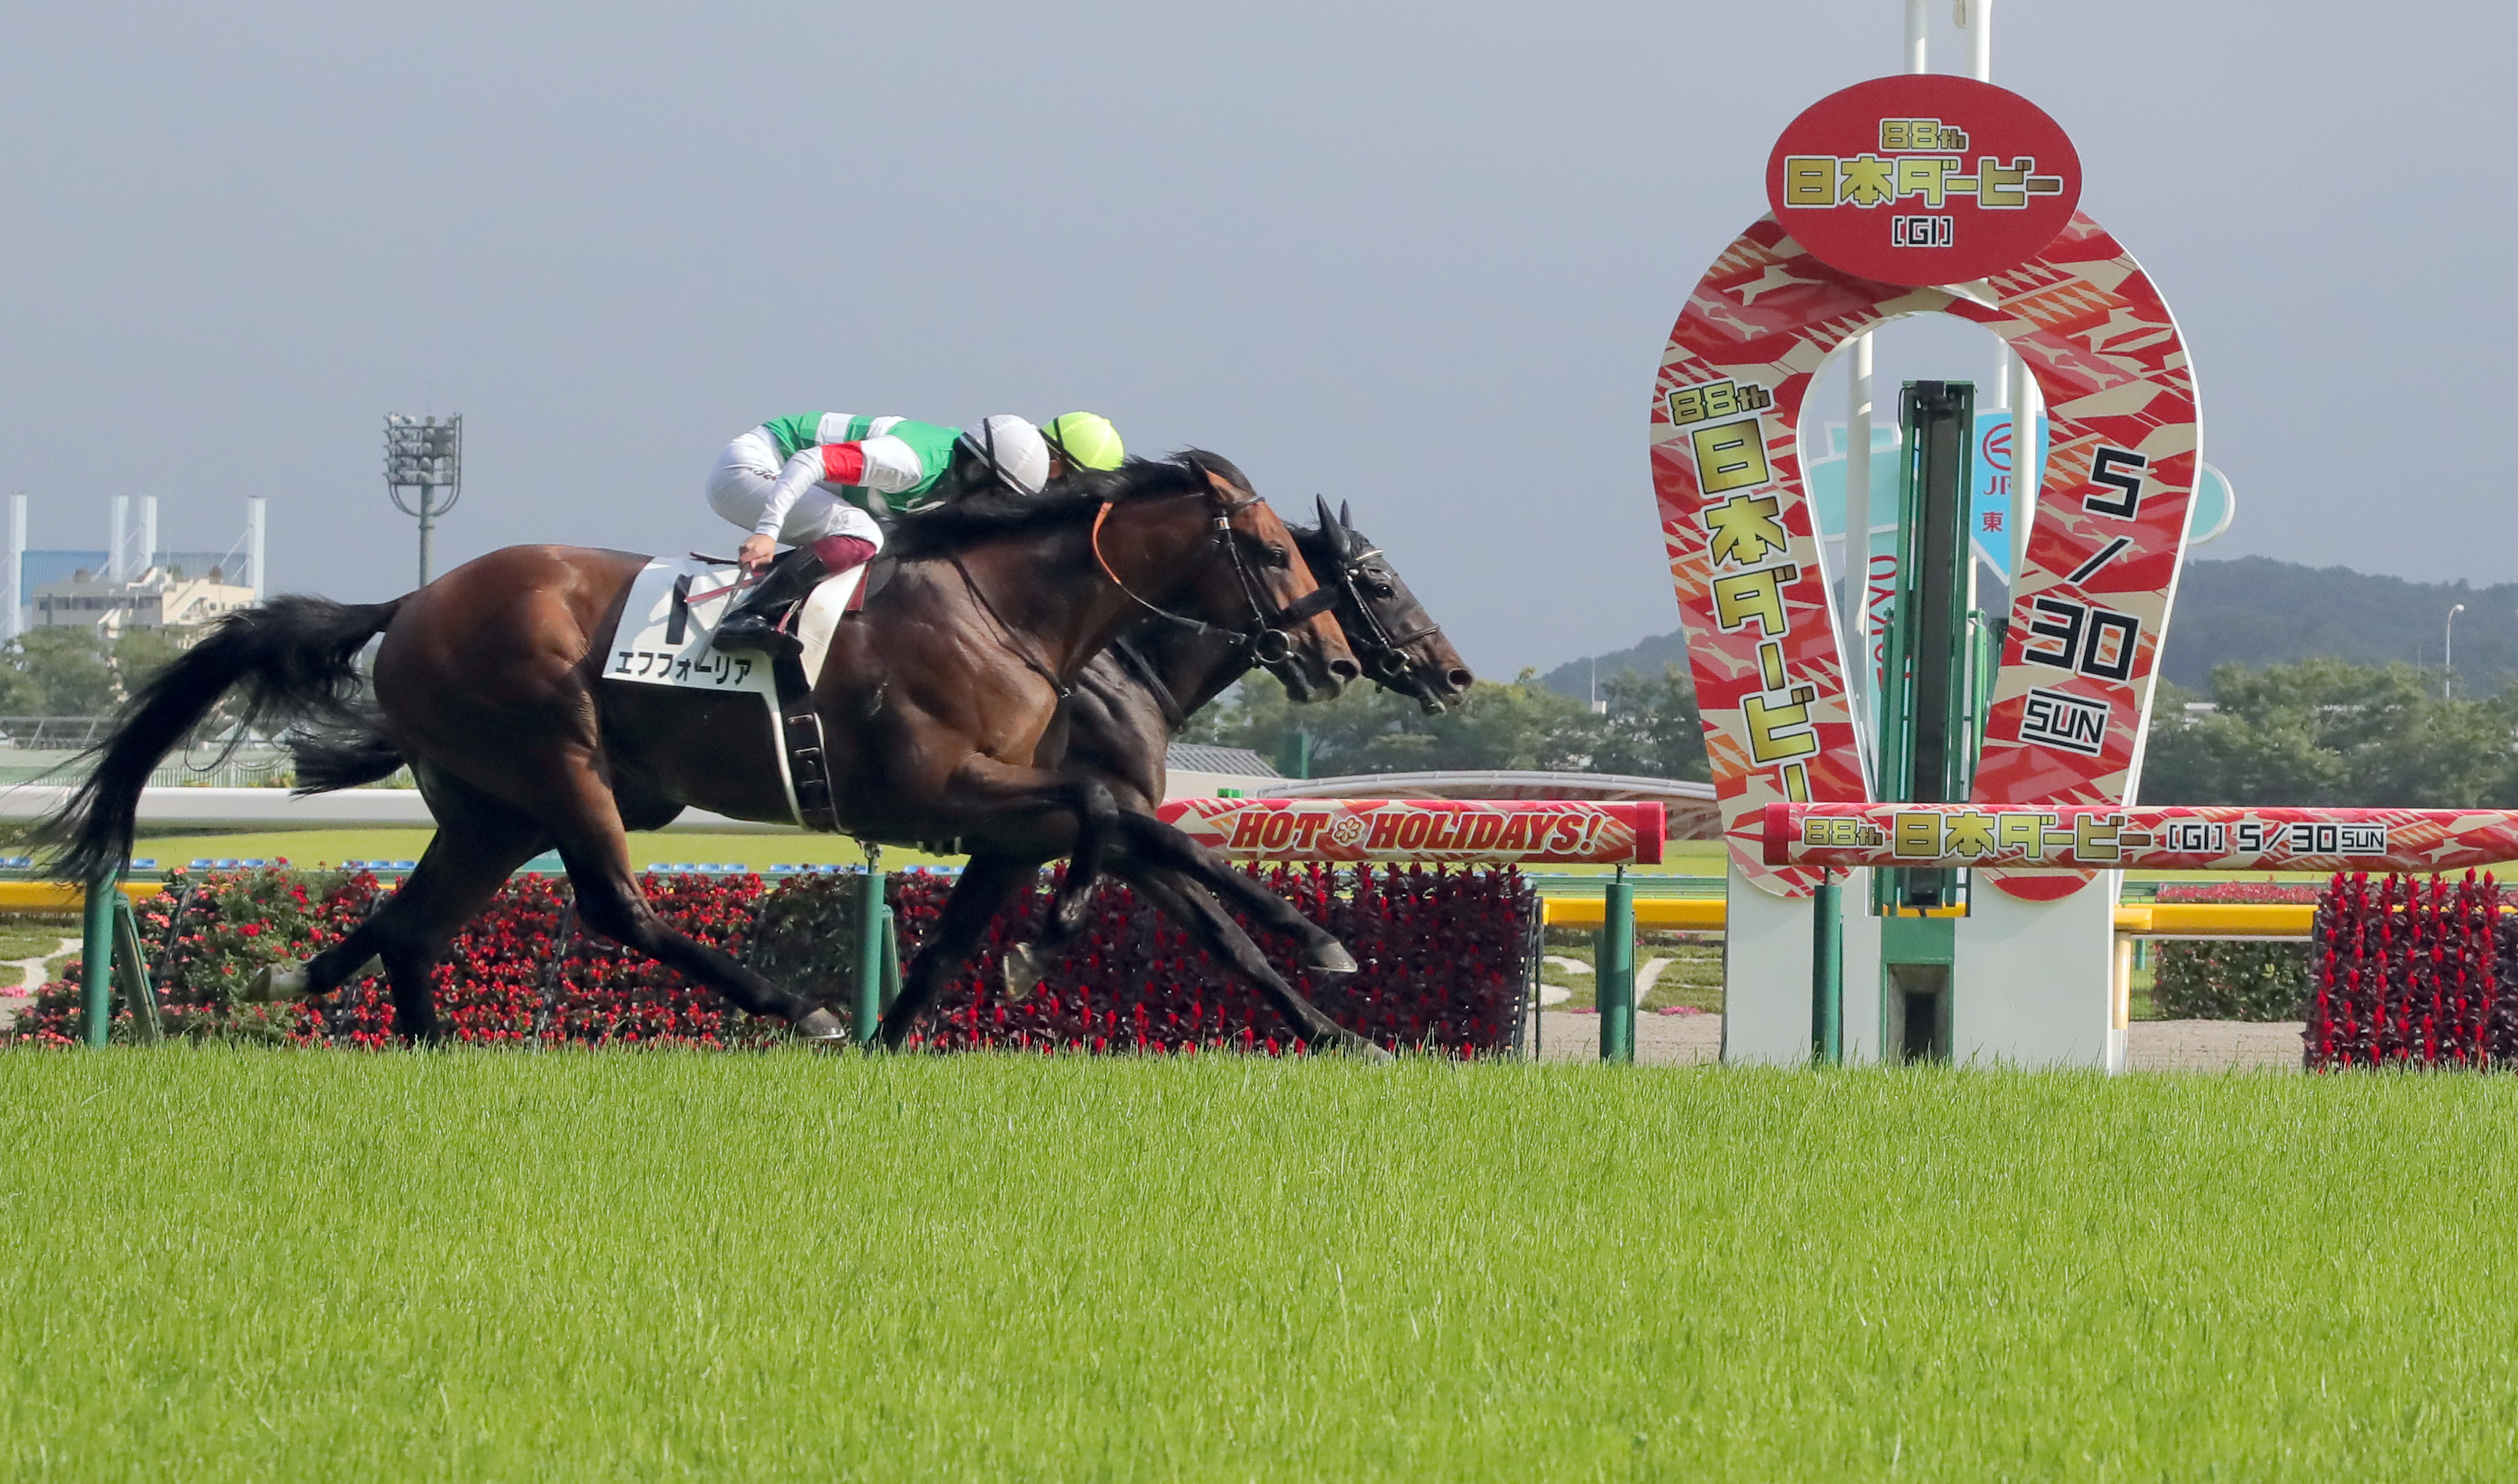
[{"x1": 383, "y1": 413, "x2": 462, "y2": 585}]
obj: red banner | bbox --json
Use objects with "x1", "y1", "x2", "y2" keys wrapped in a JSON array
[
  {"x1": 1767, "y1": 74, "x2": 2081, "y2": 287},
  {"x1": 1156, "y1": 799, "x2": 1665, "y2": 865},
  {"x1": 1765, "y1": 802, "x2": 2518, "y2": 875}
]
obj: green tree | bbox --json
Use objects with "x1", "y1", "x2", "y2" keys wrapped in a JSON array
[
  {"x1": 1586, "y1": 664, "x2": 1708, "y2": 780},
  {"x1": 2142, "y1": 659, "x2": 2518, "y2": 807},
  {"x1": 0, "y1": 624, "x2": 211, "y2": 720},
  {"x1": 12, "y1": 629, "x2": 117, "y2": 716},
  {"x1": 1185, "y1": 664, "x2": 1709, "y2": 780}
]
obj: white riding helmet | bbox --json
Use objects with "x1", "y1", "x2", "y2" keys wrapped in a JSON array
[{"x1": 958, "y1": 414, "x2": 1052, "y2": 497}]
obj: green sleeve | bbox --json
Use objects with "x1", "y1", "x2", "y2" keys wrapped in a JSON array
[{"x1": 760, "y1": 413, "x2": 827, "y2": 464}]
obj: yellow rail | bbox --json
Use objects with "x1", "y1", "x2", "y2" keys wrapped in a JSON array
[
  {"x1": 0, "y1": 881, "x2": 163, "y2": 911},
  {"x1": 1539, "y1": 895, "x2": 2318, "y2": 937},
  {"x1": 2114, "y1": 903, "x2": 2314, "y2": 937},
  {"x1": 1542, "y1": 897, "x2": 1725, "y2": 930}
]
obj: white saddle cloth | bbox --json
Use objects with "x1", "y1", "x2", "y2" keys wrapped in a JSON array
[{"x1": 606, "y1": 555, "x2": 863, "y2": 692}]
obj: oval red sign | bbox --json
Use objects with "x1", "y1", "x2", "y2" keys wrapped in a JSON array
[{"x1": 1765, "y1": 74, "x2": 2081, "y2": 287}]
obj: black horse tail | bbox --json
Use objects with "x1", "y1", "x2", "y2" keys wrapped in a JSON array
[
  {"x1": 288, "y1": 719, "x2": 407, "y2": 794},
  {"x1": 37, "y1": 595, "x2": 404, "y2": 882}
]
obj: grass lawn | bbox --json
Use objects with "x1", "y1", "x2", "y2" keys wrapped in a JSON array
[{"x1": 5, "y1": 1052, "x2": 2513, "y2": 1480}]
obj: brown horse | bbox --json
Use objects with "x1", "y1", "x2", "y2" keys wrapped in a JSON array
[
  {"x1": 879, "y1": 495, "x2": 1474, "y2": 1053},
  {"x1": 43, "y1": 454, "x2": 1355, "y2": 1043}
]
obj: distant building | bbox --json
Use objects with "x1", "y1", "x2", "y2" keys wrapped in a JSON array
[{"x1": 31, "y1": 564, "x2": 258, "y2": 634}]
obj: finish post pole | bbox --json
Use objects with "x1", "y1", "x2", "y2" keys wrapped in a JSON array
[
  {"x1": 80, "y1": 864, "x2": 117, "y2": 1047},
  {"x1": 1812, "y1": 868, "x2": 1843, "y2": 1065},
  {"x1": 1846, "y1": 332, "x2": 1874, "y2": 751},
  {"x1": 1597, "y1": 866, "x2": 1636, "y2": 1064},
  {"x1": 854, "y1": 849, "x2": 886, "y2": 1046}
]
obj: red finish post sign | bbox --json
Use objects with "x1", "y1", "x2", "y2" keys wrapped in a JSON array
[
  {"x1": 1767, "y1": 75, "x2": 2081, "y2": 286},
  {"x1": 1158, "y1": 799, "x2": 1665, "y2": 865},
  {"x1": 1765, "y1": 802, "x2": 2518, "y2": 876}
]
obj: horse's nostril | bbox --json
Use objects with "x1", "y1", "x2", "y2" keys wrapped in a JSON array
[
  {"x1": 1329, "y1": 659, "x2": 1361, "y2": 680},
  {"x1": 1446, "y1": 668, "x2": 1475, "y2": 691}
]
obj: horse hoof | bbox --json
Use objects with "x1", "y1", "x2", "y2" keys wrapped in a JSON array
[
  {"x1": 795, "y1": 1008, "x2": 848, "y2": 1042},
  {"x1": 1305, "y1": 940, "x2": 1359, "y2": 975},
  {"x1": 244, "y1": 960, "x2": 308, "y2": 1004},
  {"x1": 1343, "y1": 1036, "x2": 1395, "y2": 1064},
  {"x1": 1002, "y1": 943, "x2": 1046, "y2": 1000}
]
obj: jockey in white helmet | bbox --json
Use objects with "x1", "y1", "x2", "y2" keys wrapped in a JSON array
[{"x1": 708, "y1": 411, "x2": 1122, "y2": 653}]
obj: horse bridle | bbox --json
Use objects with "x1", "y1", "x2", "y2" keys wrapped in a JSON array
[
  {"x1": 1088, "y1": 470, "x2": 1336, "y2": 672},
  {"x1": 1324, "y1": 539, "x2": 1447, "y2": 683}
]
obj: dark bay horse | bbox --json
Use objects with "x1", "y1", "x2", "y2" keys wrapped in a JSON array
[
  {"x1": 876, "y1": 496, "x2": 1473, "y2": 1053},
  {"x1": 43, "y1": 454, "x2": 1355, "y2": 1043}
]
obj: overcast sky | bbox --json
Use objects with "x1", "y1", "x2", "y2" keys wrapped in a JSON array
[{"x1": 3, "y1": 1, "x2": 2510, "y2": 675}]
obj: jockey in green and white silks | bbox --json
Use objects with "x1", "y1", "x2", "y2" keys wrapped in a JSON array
[{"x1": 707, "y1": 410, "x2": 1126, "y2": 653}]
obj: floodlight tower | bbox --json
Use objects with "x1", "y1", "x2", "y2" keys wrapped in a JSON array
[{"x1": 383, "y1": 413, "x2": 462, "y2": 586}]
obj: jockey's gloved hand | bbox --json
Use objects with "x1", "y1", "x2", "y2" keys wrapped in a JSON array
[{"x1": 739, "y1": 533, "x2": 777, "y2": 572}]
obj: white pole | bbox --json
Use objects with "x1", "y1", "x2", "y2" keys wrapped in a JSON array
[
  {"x1": 1846, "y1": 335, "x2": 1874, "y2": 715},
  {"x1": 1905, "y1": 0, "x2": 1929, "y2": 73},
  {"x1": 139, "y1": 494, "x2": 158, "y2": 578},
  {"x1": 1965, "y1": 0, "x2": 1992, "y2": 81},
  {"x1": 2446, "y1": 604, "x2": 2465, "y2": 700},
  {"x1": 5, "y1": 495, "x2": 24, "y2": 642},
  {"x1": 246, "y1": 497, "x2": 267, "y2": 602}
]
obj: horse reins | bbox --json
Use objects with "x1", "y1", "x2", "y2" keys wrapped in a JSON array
[{"x1": 1086, "y1": 475, "x2": 1336, "y2": 672}]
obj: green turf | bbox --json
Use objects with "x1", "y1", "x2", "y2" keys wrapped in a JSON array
[{"x1": 4, "y1": 1052, "x2": 2511, "y2": 1480}]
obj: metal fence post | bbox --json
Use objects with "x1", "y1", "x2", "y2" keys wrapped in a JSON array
[
  {"x1": 1598, "y1": 867, "x2": 1635, "y2": 1064},
  {"x1": 1812, "y1": 868, "x2": 1843, "y2": 1065},
  {"x1": 878, "y1": 901, "x2": 902, "y2": 1010},
  {"x1": 854, "y1": 850, "x2": 885, "y2": 1046},
  {"x1": 80, "y1": 864, "x2": 118, "y2": 1047},
  {"x1": 113, "y1": 892, "x2": 161, "y2": 1043}
]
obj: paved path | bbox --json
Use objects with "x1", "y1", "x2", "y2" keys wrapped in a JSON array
[
  {"x1": 0, "y1": 936, "x2": 75, "y2": 1030},
  {"x1": 1531, "y1": 1014, "x2": 2307, "y2": 1071}
]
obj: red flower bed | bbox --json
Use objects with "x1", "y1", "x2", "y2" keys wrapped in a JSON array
[
  {"x1": 2156, "y1": 881, "x2": 2322, "y2": 904},
  {"x1": 8, "y1": 864, "x2": 1535, "y2": 1058},
  {"x1": 2305, "y1": 871, "x2": 2507, "y2": 1071},
  {"x1": 899, "y1": 863, "x2": 1533, "y2": 1057}
]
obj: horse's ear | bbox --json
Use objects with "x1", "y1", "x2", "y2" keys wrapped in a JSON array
[
  {"x1": 1314, "y1": 493, "x2": 1339, "y2": 538},
  {"x1": 1339, "y1": 500, "x2": 1354, "y2": 529},
  {"x1": 1203, "y1": 468, "x2": 1243, "y2": 502}
]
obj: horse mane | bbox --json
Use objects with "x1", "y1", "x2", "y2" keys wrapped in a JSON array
[{"x1": 883, "y1": 449, "x2": 1255, "y2": 560}]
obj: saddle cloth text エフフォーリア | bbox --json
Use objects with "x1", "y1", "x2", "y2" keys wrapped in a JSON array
[{"x1": 607, "y1": 555, "x2": 863, "y2": 693}]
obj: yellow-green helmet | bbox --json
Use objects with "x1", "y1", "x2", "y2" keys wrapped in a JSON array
[{"x1": 1043, "y1": 411, "x2": 1126, "y2": 472}]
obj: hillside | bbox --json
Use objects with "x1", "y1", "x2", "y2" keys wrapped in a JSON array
[{"x1": 1538, "y1": 557, "x2": 2518, "y2": 697}]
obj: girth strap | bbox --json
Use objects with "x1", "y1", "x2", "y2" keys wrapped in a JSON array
[{"x1": 779, "y1": 702, "x2": 843, "y2": 833}]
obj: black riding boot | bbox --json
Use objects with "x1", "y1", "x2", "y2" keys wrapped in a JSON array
[{"x1": 712, "y1": 547, "x2": 826, "y2": 656}]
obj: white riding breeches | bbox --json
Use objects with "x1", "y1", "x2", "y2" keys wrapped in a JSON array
[{"x1": 707, "y1": 429, "x2": 886, "y2": 551}]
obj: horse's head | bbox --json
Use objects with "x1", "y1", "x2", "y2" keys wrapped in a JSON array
[
  {"x1": 1296, "y1": 497, "x2": 1475, "y2": 714},
  {"x1": 1166, "y1": 455, "x2": 1356, "y2": 702}
]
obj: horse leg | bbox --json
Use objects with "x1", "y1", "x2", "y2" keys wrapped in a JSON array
[
  {"x1": 1122, "y1": 863, "x2": 1389, "y2": 1061},
  {"x1": 532, "y1": 765, "x2": 838, "y2": 1039},
  {"x1": 919, "y1": 758, "x2": 1121, "y2": 986},
  {"x1": 1111, "y1": 812, "x2": 1357, "y2": 974},
  {"x1": 251, "y1": 766, "x2": 552, "y2": 1044},
  {"x1": 877, "y1": 851, "x2": 1041, "y2": 1050}
]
